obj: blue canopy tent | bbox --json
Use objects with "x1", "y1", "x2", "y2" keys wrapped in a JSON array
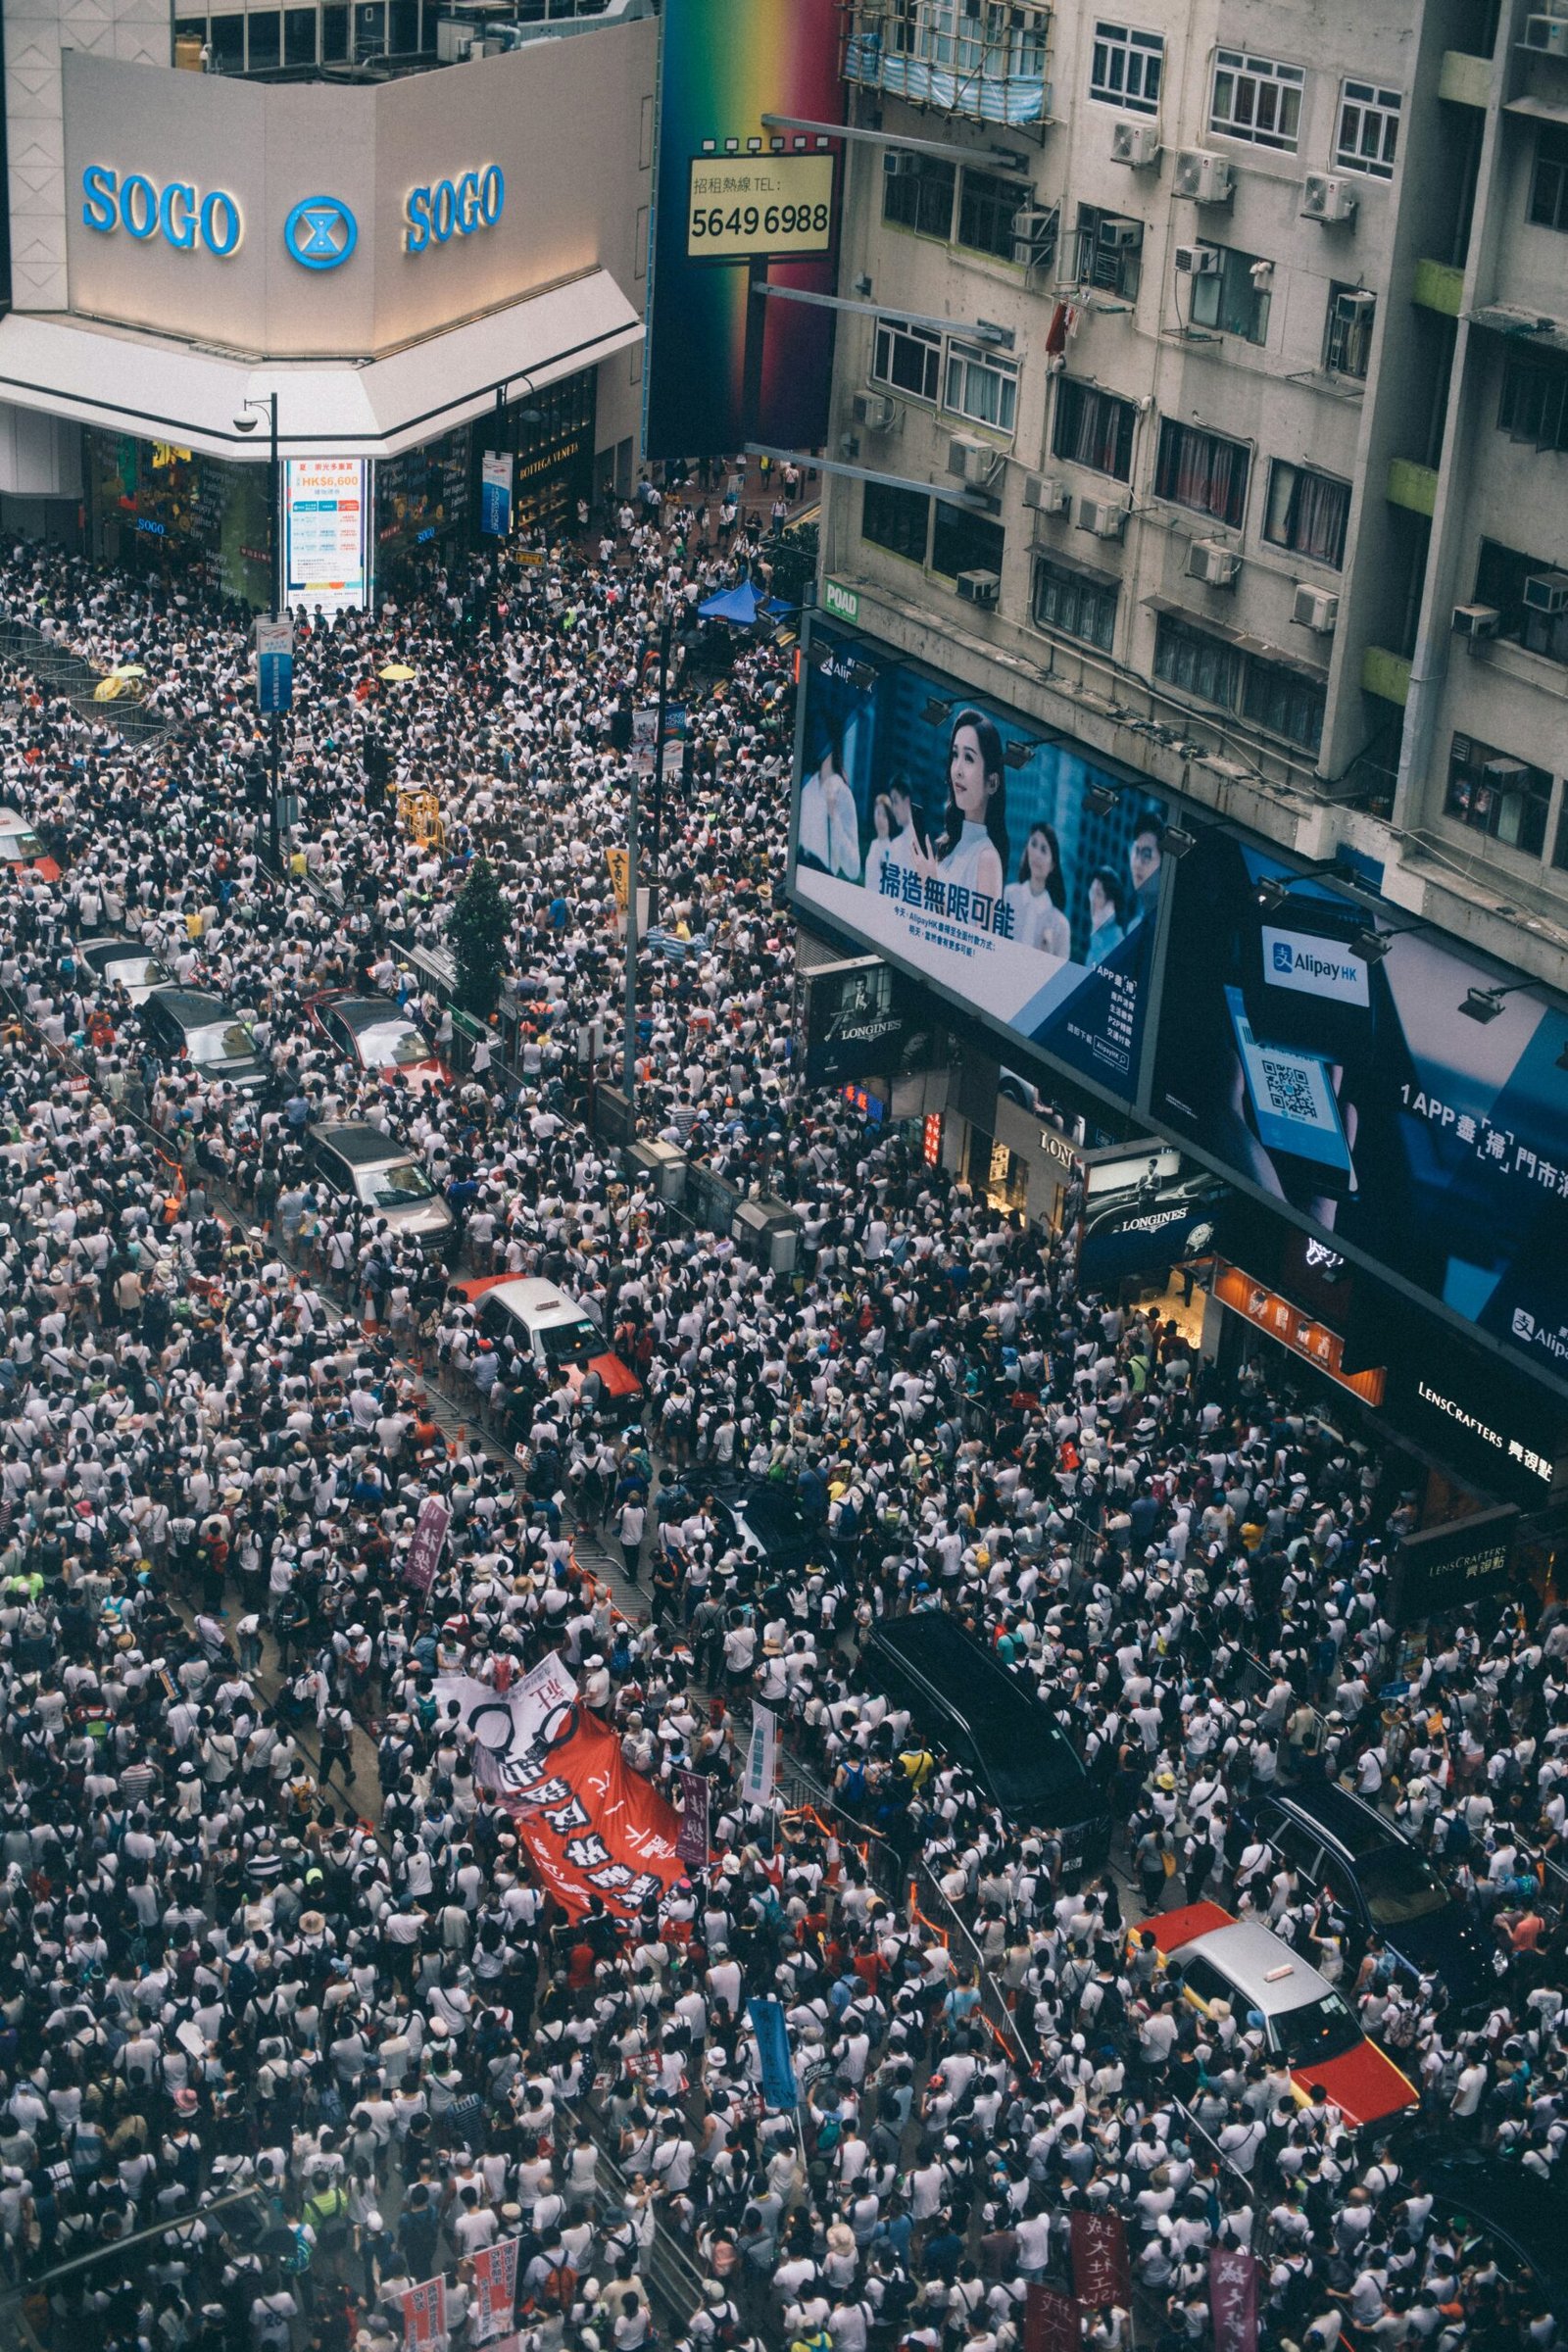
[{"x1": 697, "y1": 580, "x2": 762, "y2": 625}]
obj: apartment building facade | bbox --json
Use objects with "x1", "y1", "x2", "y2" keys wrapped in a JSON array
[{"x1": 815, "y1": 0, "x2": 1568, "y2": 988}]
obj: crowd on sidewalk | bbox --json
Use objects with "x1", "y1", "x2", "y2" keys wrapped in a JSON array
[{"x1": 0, "y1": 479, "x2": 1552, "y2": 2352}]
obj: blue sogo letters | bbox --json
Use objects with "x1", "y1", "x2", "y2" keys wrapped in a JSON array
[
  {"x1": 81, "y1": 165, "x2": 242, "y2": 256},
  {"x1": 404, "y1": 165, "x2": 506, "y2": 253}
]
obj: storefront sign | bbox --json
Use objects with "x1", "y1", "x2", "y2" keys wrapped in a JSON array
[
  {"x1": 1213, "y1": 1258, "x2": 1387, "y2": 1404},
  {"x1": 81, "y1": 165, "x2": 242, "y2": 255},
  {"x1": 404, "y1": 164, "x2": 506, "y2": 253},
  {"x1": 821, "y1": 577, "x2": 859, "y2": 625},
  {"x1": 687, "y1": 150, "x2": 835, "y2": 261},
  {"x1": 282, "y1": 194, "x2": 358, "y2": 271},
  {"x1": 283, "y1": 457, "x2": 368, "y2": 616},
  {"x1": 797, "y1": 954, "x2": 915, "y2": 1087},
  {"x1": 1392, "y1": 1504, "x2": 1518, "y2": 1628},
  {"x1": 254, "y1": 617, "x2": 294, "y2": 717},
  {"x1": 1384, "y1": 1349, "x2": 1566, "y2": 1507},
  {"x1": 480, "y1": 450, "x2": 514, "y2": 539}
]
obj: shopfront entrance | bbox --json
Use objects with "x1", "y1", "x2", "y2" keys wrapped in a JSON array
[
  {"x1": 85, "y1": 428, "x2": 270, "y2": 607},
  {"x1": 492, "y1": 366, "x2": 596, "y2": 544},
  {"x1": 374, "y1": 425, "x2": 473, "y2": 590}
]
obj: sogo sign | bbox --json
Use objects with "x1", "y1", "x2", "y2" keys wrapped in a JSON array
[
  {"x1": 79, "y1": 160, "x2": 506, "y2": 264},
  {"x1": 81, "y1": 165, "x2": 243, "y2": 257},
  {"x1": 403, "y1": 164, "x2": 506, "y2": 253}
]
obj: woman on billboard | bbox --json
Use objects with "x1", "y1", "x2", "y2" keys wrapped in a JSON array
[
  {"x1": 931, "y1": 709, "x2": 1008, "y2": 900},
  {"x1": 1004, "y1": 821, "x2": 1071, "y2": 958}
]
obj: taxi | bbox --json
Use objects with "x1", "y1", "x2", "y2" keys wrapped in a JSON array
[{"x1": 1132, "y1": 1899, "x2": 1419, "y2": 2128}]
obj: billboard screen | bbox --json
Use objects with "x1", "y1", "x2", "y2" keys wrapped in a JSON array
[
  {"x1": 1151, "y1": 827, "x2": 1568, "y2": 1390},
  {"x1": 795, "y1": 956, "x2": 930, "y2": 1088},
  {"x1": 284, "y1": 457, "x2": 368, "y2": 615},
  {"x1": 791, "y1": 622, "x2": 1170, "y2": 1106},
  {"x1": 644, "y1": 0, "x2": 843, "y2": 459}
]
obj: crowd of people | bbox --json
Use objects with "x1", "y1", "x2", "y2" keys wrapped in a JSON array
[{"x1": 0, "y1": 465, "x2": 1556, "y2": 2352}]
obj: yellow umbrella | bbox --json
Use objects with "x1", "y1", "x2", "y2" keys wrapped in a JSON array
[
  {"x1": 377, "y1": 662, "x2": 417, "y2": 682},
  {"x1": 109, "y1": 663, "x2": 147, "y2": 677}
]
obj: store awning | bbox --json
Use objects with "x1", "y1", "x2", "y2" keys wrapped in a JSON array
[{"x1": 0, "y1": 270, "x2": 643, "y2": 463}]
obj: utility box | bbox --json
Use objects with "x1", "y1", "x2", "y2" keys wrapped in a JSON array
[
  {"x1": 733, "y1": 1198, "x2": 800, "y2": 1274},
  {"x1": 628, "y1": 1139, "x2": 687, "y2": 1205}
]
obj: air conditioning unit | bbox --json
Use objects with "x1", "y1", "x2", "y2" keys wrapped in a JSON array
[
  {"x1": 1099, "y1": 217, "x2": 1143, "y2": 250},
  {"x1": 1523, "y1": 569, "x2": 1568, "y2": 615},
  {"x1": 1011, "y1": 204, "x2": 1059, "y2": 267},
  {"x1": 1023, "y1": 473, "x2": 1070, "y2": 514},
  {"x1": 853, "y1": 390, "x2": 897, "y2": 431},
  {"x1": 1173, "y1": 149, "x2": 1235, "y2": 204},
  {"x1": 1293, "y1": 582, "x2": 1340, "y2": 632},
  {"x1": 1175, "y1": 242, "x2": 1222, "y2": 275},
  {"x1": 1111, "y1": 121, "x2": 1162, "y2": 167},
  {"x1": 1075, "y1": 494, "x2": 1128, "y2": 540},
  {"x1": 1301, "y1": 174, "x2": 1358, "y2": 223},
  {"x1": 1524, "y1": 14, "x2": 1568, "y2": 50},
  {"x1": 1452, "y1": 603, "x2": 1501, "y2": 640},
  {"x1": 1482, "y1": 757, "x2": 1530, "y2": 791},
  {"x1": 1188, "y1": 537, "x2": 1240, "y2": 586},
  {"x1": 948, "y1": 434, "x2": 1004, "y2": 490},
  {"x1": 956, "y1": 567, "x2": 1001, "y2": 607},
  {"x1": 882, "y1": 149, "x2": 919, "y2": 177}
]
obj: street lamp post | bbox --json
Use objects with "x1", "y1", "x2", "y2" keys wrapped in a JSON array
[{"x1": 236, "y1": 391, "x2": 282, "y2": 873}]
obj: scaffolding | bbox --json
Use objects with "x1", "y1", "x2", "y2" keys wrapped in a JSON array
[{"x1": 842, "y1": 0, "x2": 1052, "y2": 128}]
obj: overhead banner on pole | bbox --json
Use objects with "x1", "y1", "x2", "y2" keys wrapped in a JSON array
[
  {"x1": 255, "y1": 615, "x2": 294, "y2": 715},
  {"x1": 747, "y1": 1994, "x2": 799, "y2": 2109},
  {"x1": 742, "y1": 1702, "x2": 778, "y2": 1805},
  {"x1": 480, "y1": 450, "x2": 514, "y2": 539}
]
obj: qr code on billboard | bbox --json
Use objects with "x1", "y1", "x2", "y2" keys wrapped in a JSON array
[{"x1": 1260, "y1": 1056, "x2": 1316, "y2": 1122}]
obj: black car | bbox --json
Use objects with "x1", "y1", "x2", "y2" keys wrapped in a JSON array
[
  {"x1": 139, "y1": 988, "x2": 270, "y2": 1098},
  {"x1": 704, "y1": 1481, "x2": 817, "y2": 1579},
  {"x1": 1391, "y1": 2135, "x2": 1568, "y2": 2304},
  {"x1": 1253, "y1": 1783, "x2": 1497, "y2": 2013},
  {"x1": 864, "y1": 1614, "x2": 1111, "y2": 1874}
]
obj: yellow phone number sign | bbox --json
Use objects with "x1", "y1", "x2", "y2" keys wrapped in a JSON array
[{"x1": 686, "y1": 152, "x2": 836, "y2": 262}]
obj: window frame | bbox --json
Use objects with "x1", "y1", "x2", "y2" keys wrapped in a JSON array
[
  {"x1": 1032, "y1": 556, "x2": 1119, "y2": 654},
  {"x1": 1051, "y1": 375, "x2": 1138, "y2": 482},
  {"x1": 1262, "y1": 460, "x2": 1352, "y2": 569},
  {"x1": 1153, "y1": 612, "x2": 1324, "y2": 753},
  {"x1": 861, "y1": 480, "x2": 932, "y2": 565},
  {"x1": 1073, "y1": 202, "x2": 1144, "y2": 300},
  {"x1": 1335, "y1": 78, "x2": 1401, "y2": 180},
  {"x1": 872, "y1": 318, "x2": 943, "y2": 405},
  {"x1": 1475, "y1": 537, "x2": 1568, "y2": 665},
  {"x1": 943, "y1": 341, "x2": 1019, "y2": 434},
  {"x1": 1497, "y1": 357, "x2": 1568, "y2": 454},
  {"x1": 1089, "y1": 20, "x2": 1164, "y2": 114},
  {"x1": 956, "y1": 169, "x2": 1032, "y2": 262},
  {"x1": 1153, "y1": 417, "x2": 1252, "y2": 530},
  {"x1": 1445, "y1": 731, "x2": 1554, "y2": 858},
  {"x1": 1324, "y1": 284, "x2": 1376, "y2": 380},
  {"x1": 1209, "y1": 49, "x2": 1305, "y2": 153},
  {"x1": 882, "y1": 153, "x2": 957, "y2": 240},
  {"x1": 1186, "y1": 244, "x2": 1273, "y2": 347},
  {"x1": 931, "y1": 501, "x2": 1006, "y2": 581}
]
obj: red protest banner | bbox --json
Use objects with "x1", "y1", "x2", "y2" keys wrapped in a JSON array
[
  {"x1": 401, "y1": 2275, "x2": 447, "y2": 2351},
  {"x1": 1208, "y1": 2245, "x2": 1258, "y2": 2352},
  {"x1": 1024, "y1": 2281, "x2": 1080, "y2": 2352},
  {"x1": 1069, "y1": 2211, "x2": 1130, "y2": 2313},
  {"x1": 489, "y1": 1712, "x2": 686, "y2": 1924},
  {"x1": 471, "y1": 2235, "x2": 519, "y2": 2344},
  {"x1": 403, "y1": 1495, "x2": 451, "y2": 1594}
]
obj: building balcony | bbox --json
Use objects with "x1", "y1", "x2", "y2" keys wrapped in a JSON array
[
  {"x1": 1387, "y1": 457, "x2": 1439, "y2": 516},
  {"x1": 1439, "y1": 48, "x2": 1493, "y2": 107},
  {"x1": 844, "y1": 2, "x2": 1051, "y2": 125},
  {"x1": 1413, "y1": 259, "x2": 1464, "y2": 316},
  {"x1": 1361, "y1": 645, "x2": 1412, "y2": 704}
]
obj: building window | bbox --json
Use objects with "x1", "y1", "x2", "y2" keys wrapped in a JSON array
[
  {"x1": 1034, "y1": 557, "x2": 1118, "y2": 652},
  {"x1": 1336, "y1": 80, "x2": 1401, "y2": 178},
  {"x1": 872, "y1": 318, "x2": 942, "y2": 402},
  {"x1": 1209, "y1": 50, "x2": 1304, "y2": 151},
  {"x1": 1052, "y1": 377, "x2": 1137, "y2": 480},
  {"x1": 1154, "y1": 418, "x2": 1250, "y2": 528},
  {"x1": 1186, "y1": 245, "x2": 1273, "y2": 345},
  {"x1": 957, "y1": 170, "x2": 1029, "y2": 260},
  {"x1": 1264, "y1": 462, "x2": 1351, "y2": 567},
  {"x1": 944, "y1": 343, "x2": 1018, "y2": 432},
  {"x1": 1090, "y1": 21, "x2": 1163, "y2": 113},
  {"x1": 932, "y1": 503, "x2": 1005, "y2": 579},
  {"x1": 1325, "y1": 284, "x2": 1375, "y2": 379},
  {"x1": 1528, "y1": 123, "x2": 1568, "y2": 232},
  {"x1": 1475, "y1": 539, "x2": 1568, "y2": 665},
  {"x1": 1497, "y1": 358, "x2": 1568, "y2": 453},
  {"x1": 862, "y1": 481, "x2": 930, "y2": 563},
  {"x1": 1154, "y1": 612, "x2": 1324, "y2": 751},
  {"x1": 883, "y1": 154, "x2": 956, "y2": 239},
  {"x1": 1446, "y1": 733, "x2": 1553, "y2": 856},
  {"x1": 246, "y1": 10, "x2": 280, "y2": 66},
  {"x1": 1073, "y1": 203, "x2": 1144, "y2": 299},
  {"x1": 284, "y1": 6, "x2": 318, "y2": 63}
]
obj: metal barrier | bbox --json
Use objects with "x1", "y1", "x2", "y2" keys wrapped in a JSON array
[{"x1": 0, "y1": 612, "x2": 174, "y2": 741}]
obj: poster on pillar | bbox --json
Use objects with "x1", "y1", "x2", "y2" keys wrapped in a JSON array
[{"x1": 643, "y1": 0, "x2": 844, "y2": 458}]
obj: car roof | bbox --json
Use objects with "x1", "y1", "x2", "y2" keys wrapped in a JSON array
[
  {"x1": 314, "y1": 1123, "x2": 417, "y2": 1168},
  {"x1": 1267, "y1": 1782, "x2": 1400, "y2": 1861},
  {"x1": 0, "y1": 808, "x2": 30, "y2": 827},
  {"x1": 148, "y1": 989, "x2": 234, "y2": 1027},
  {"x1": 335, "y1": 998, "x2": 419, "y2": 1031},
  {"x1": 483, "y1": 1278, "x2": 591, "y2": 1327},
  {"x1": 1180, "y1": 1922, "x2": 1336, "y2": 2016}
]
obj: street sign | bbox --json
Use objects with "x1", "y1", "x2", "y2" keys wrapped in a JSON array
[
  {"x1": 255, "y1": 615, "x2": 294, "y2": 715},
  {"x1": 822, "y1": 577, "x2": 858, "y2": 625}
]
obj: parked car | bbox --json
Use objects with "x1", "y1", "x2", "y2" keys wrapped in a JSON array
[
  {"x1": 465, "y1": 1275, "x2": 642, "y2": 1420},
  {"x1": 702, "y1": 1479, "x2": 817, "y2": 1579},
  {"x1": 0, "y1": 807, "x2": 61, "y2": 881},
  {"x1": 306, "y1": 991, "x2": 449, "y2": 1090},
  {"x1": 302, "y1": 1122, "x2": 454, "y2": 1254},
  {"x1": 1252, "y1": 1781, "x2": 1498, "y2": 2014},
  {"x1": 74, "y1": 934, "x2": 174, "y2": 1006},
  {"x1": 1134, "y1": 1900, "x2": 1420, "y2": 2128},
  {"x1": 140, "y1": 988, "x2": 270, "y2": 1097},
  {"x1": 863, "y1": 1614, "x2": 1112, "y2": 1875},
  {"x1": 1388, "y1": 2136, "x2": 1568, "y2": 2303}
]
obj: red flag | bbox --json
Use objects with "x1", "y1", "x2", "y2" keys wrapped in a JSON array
[
  {"x1": 401, "y1": 2276, "x2": 447, "y2": 2351},
  {"x1": 494, "y1": 1713, "x2": 686, "y2": 1923},
  {"x1": 1069, "y1": 2211, "x2": 1130, "y2": 2312},
  {"x1": 1208, "y1": 2246, "x2": 1258, "y2": 2352},
  {"x1": 1024, "y1": 2281, "x2": 1079, "y2": 2352}
]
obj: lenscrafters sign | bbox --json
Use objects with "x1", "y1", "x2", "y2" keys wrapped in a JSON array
[
  {"x1": 799, "y1": 956, "x2": 918, "y2": 1088},
  {"x1": 1392, "y1": 1504, "x2": 1519, "y2": 1629}
]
